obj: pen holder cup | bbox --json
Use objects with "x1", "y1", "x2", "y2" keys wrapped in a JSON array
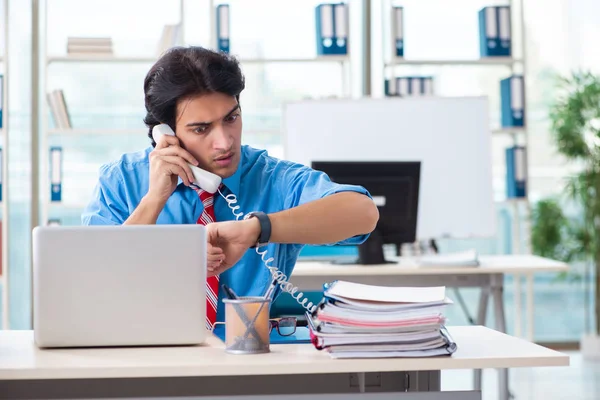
[{"x1": 222, "y1": 297, "x2": 271, "y2": 354}]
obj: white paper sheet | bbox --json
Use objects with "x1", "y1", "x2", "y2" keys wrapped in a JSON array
[{"x1": 327, "y1": 281, "x2": 446, "y2": 304}]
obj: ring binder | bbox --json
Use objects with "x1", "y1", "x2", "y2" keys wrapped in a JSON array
[
  {"x1": 216, "y1": 4, "x2": 230, "y2": 53},
  {"x1": 316, "y1": 3, "x2": 349, "y2": 56},
  {"x1": 479, "y1": 6, "x2": 512, "y2": 57},
  {"x1": 50, "y1": 146, "x2": 62, "y2": 202},
  {"x1": 392, "y1": 6, "x2": 404, "y2": 58},
  {"x1": 501, "y1": 75, "x2": 525, "y2": 127}
]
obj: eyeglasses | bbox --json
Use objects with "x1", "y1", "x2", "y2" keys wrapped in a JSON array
[
  {"x1": 269, "y1": 317, "x2": 297, "y2": 336},
  {"x1": 210, "y1": 317, "x2": 298, "y2": 336}
]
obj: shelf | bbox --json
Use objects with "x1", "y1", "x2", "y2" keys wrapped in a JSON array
[
  {"x1": 47, "y1": 55, "x2": 158, "y2": 64},
  {"x1": 48, "y1": 202, "x2": 88, "y2": 210},
  {"x1": 385, "y1": 57, "x2": 520, "y2": 67},
  {"x1": 243, "y1": 128, "x2": 281, "y2": 134},
  {"x1": 47, "y1": 55, "x2": 350, "y2": 65},
  {"x1": 47, "y1": 128, "x2": 281, "y2": 136},
  {"x1": 47, "y1": 128, "x2": 144, "y2": 135},
  {"x1": 492, "y1": 127, "x2": 526, "y2": 135},
  {"x1": 239, "y1": 56, "x2": 349, "y2": 64},
  {"x1": 499, "y1": 198, "x2": 529, "y2": 205}
]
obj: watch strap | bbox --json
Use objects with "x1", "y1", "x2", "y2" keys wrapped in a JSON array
[{"x1": 245, "y1": 211, "x2": 271, "y2": 248}]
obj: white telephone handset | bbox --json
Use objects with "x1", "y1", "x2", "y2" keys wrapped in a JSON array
[
  {"x1": 152, "y1": 124, "x2": 222, "y2": 194},
  {"x1": 151, "y1": 124, "x2": 317, "y2": 314}
]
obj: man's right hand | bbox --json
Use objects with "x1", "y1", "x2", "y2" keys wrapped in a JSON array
[
  {"x1": 124, "y1": 133, "x2": 200, "y2": 225},
  {"x1": 147, "y1": 134, "x2": 200, "y2": 205}
]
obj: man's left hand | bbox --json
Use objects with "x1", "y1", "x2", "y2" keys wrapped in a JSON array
[{"x1": 205, "y1": 218, "x2": 261, "y2": 276}]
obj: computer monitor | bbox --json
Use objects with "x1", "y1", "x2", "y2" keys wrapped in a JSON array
[{"x1": 311, "y1": 161, "x2": 421, "y2": 265}]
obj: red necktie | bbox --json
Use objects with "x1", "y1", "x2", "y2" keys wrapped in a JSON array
[{"x1": 196, "y1": 189, "x2": 219, "y2": 330}]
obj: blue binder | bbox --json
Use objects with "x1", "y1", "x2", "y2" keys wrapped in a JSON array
[
  {"x1": 410, "y1": 76, "x2": 433, "y2": 96},
  {"x1": 497, "y1": 6, "x2": 512, "y2": 56},
  {"x1": 386, "y1": 77, "x2": 433, "y2": 97},
  {"x1": 506, "y1": 146, "x2": 527, "y2": 198},
  {"x1": 479, "y1": 6, "x2": 511, "y2": 57},
  {"x1": 385, "y1": 77, "x2": 405, "y2": 96},
  {"x1": 316, "y1": 3, "x2": 348, "y2": 55},
  {"x1": 216, "y1": 4, "x2": 230, "y2": 53},
  {"x1": 418, "y1": 76, "x2": 434, "y2": 95},
  {"x1": 392, "y1": 6, "x2": 404, "y2": 57},
  {"x1": 384, "y1": 79, "x2": 393, "y2": 96},
  {"x1": 50, "y1": 146, "x2": 62, "y2": 202},
  {"x1": 501, "y1": 75, "x2": 525, "y2": 127}
]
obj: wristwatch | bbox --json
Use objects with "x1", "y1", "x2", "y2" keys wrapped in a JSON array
[{"x1": 243, "y1": 211, "x2": 271, "y2": 248}]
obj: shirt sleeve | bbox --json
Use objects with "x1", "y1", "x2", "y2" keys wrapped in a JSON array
[
  {"x1": 81, "y1": 163, "x2": 130, "y2": 226},
  {"x1": 280, "y1": 162, "x2": 373, "y2": 246}
]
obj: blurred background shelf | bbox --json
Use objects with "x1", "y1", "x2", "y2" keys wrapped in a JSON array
[
  {"x1": 47, "y1": 55, "x2": 158, "y2": 64},
  {"x1": 385, "y1": 56, "x2": 521, "y2": 67},
  {"x1": 47, "y1": 128, "x2": 145, "y2": 135},
  {"x1": 239, "y1": 56, "x2": 350, "y2": 64}
]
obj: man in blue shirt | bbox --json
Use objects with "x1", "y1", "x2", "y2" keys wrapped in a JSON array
[{"x1": 82, "y1": 46, "x2": 378, "y2": 321}]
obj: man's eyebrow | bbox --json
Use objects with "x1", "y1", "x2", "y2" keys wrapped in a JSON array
[{"x1": 185, "y1": 104, "x2": 240, "y2": 127}]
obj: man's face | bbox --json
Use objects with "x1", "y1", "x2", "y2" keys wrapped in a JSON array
[{"x1": 174, "y1": 92, "x2": 242, "y2": 178}]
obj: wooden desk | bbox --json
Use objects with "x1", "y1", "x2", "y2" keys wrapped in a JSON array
[
  {"x1": 0, "y1": 327, "x2": 568, "y2": 399},
  {"x1": 291, "y1": 255, "x2": 568, "y2": 400}
]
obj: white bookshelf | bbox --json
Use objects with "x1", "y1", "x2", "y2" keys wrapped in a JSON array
[
  {"x1": 46, "y1": 55, "x2": 159, "y2": 64},
  {"x1": 385, "y1": 57, "x2": 519, "y2": 67},
  {"x1": 47, "y1": 128, "x2": 145, "y2": 136},
  {"x1": 47, "y1": 128, "x2": 282, "y2": 136},
  {"x1": 239, "y1": 56, "x2": 350, "y2": 64},
  {"x1": 1, "y1": 0, "x2": 10, "y2": 330},
  {"x1": 493, "y1": 127, "x2": 526, "y2": 135},
  {"x1": 47, "y1": 55, "x2": 350, "y2": 65},
  {"x1": 380, "y1": 0, "x2": 531, "y2": 257}
]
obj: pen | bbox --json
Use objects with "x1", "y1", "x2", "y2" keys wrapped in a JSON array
[
  {"x1": 222, "y1": 284, "x2": 238, "y2": 300},
  {"x1": 263, "y1": 278, "x2": 278, "y2": 300}
]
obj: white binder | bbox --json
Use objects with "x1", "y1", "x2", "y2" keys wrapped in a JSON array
[
  {"x1": 334, "y1": 3, "x2": 348, "y2": 49},
  {"x1": 50, "y1": 147, "x2": 62, "y2": 202},
  {"x1": 216, "y1": 4, "x2": 230, "y2": 53},
  {"x1": 392, "y1": 6, "x2": 404, "y2": 57},
  {"x1": 498, "y1": 6, "x2": 511, "y2": 51}
]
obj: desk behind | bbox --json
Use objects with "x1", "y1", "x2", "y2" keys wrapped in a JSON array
[{"x1": 292, "y1": 255, "x2": 568, "y2": 278}]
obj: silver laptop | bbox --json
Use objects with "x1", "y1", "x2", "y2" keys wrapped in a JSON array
[{"x1": 32, "y1": 224, "x2": 207, "y2": 348}]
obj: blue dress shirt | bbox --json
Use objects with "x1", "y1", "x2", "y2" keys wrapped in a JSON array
[{"x1": 82, "y1": 144, "x2": 371, "y2": 321}]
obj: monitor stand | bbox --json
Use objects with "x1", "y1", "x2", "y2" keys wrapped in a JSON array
[{"x1": 332, "y1": 230, "x2": 395, "y2": 265}]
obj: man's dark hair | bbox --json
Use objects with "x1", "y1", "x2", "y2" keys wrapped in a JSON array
[{"x1": 143, "y1": 46, "x2": 245, "y2": 145}]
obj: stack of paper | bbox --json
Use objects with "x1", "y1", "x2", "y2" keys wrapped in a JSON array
[
  {"x1": 67, "y1": 37, "x2": 113, "y2": 56},
  {"x1": 417, "y1": 249, "x2": 480, "y2": 267},
  {"x1": 307, "y1": 281, "x2": 457, "y2": 359}
]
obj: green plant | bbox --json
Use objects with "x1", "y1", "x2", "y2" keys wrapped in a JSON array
[
  {"x1": 531, "y1": 198, "x2": 577, "y2": 265},
  {"x1": 531, "y1": 70, "x2": 600, "y2": 336}
]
